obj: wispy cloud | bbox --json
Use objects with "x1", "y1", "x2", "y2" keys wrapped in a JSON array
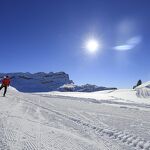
[{"x1": 114, "y1": 36, "x2": 142, "y2": 51}]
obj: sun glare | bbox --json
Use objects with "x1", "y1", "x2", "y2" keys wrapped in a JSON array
[{"x1": 85, "y1": 39, "x2": 99, "y2": 53}]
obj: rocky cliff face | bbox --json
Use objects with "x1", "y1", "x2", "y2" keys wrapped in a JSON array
[{"x1": 0, "y1": 72, "x2": 73, "y2": 92}]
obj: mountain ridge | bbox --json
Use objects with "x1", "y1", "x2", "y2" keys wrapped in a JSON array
[{"x1": 0, "y1": 72, "x2": 117, "y2": 92}]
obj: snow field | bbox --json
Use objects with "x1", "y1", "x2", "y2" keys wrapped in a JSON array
[{"x1": 0, "y1": 86, "x2": 150, "y2": 150}]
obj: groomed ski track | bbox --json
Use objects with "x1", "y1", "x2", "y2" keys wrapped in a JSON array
[{"x1": 0, "y1": 90, "x2": 150, "y2": 150}]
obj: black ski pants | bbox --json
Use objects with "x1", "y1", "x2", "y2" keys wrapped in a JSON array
[{"x1": 0, "y1": 85, "x2": 8, "y2": 96}]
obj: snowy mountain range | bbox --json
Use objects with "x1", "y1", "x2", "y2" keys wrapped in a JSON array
[
  {"x1": 58, "y1": 83, "x2": 117, "y2": 92},
  {"x1": 0, "y1": 72, "x2": 73, "y2": 92},
  {"x1": 0, "y1": 72, "x2": 117, "y2": 92}
]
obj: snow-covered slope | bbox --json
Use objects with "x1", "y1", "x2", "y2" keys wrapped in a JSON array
[
  {"x1": 0, "y1": 72, "x2": 73, "y2": 92},
  {"x1": 0, "y1": 87, "x2": 150, "y2": 149}
]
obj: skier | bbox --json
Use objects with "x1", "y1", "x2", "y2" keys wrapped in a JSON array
[{"x1": 0, "y1": 76, "x2": 10, "y2": 97}]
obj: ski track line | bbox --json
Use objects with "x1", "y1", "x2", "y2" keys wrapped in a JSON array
[{"x1": 14, "y1": 95, "x2": 150, "y2": 150}]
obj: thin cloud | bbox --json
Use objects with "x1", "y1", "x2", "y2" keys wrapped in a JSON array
[{"x1": 114, "y1": 36, "x2": 142, "y2": 51}]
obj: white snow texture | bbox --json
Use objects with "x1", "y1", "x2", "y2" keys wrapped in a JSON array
[{"x1": 0, "y1": 81, "x2": 149, "y2": 150}]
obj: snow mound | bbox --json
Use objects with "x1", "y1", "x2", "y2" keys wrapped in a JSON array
[
  {"x1": 9, "y1": 86, "x2": 18, "y2": 92},
  {"x1": 135, "y1": 81, "x2": 150, "y2": 98}
]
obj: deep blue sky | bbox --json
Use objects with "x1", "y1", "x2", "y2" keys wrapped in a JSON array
[{"x1": 0, "y1": 0, "x2": 150, "y2": 88}]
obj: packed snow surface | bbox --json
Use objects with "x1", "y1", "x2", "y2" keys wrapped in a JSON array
[{"x1": 0, "y1": 83, "x2": 150, "y2": 149}]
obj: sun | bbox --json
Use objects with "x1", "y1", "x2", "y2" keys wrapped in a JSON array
[{"x1": 85, "y1": 39, "x2": 99, "y2": 53}]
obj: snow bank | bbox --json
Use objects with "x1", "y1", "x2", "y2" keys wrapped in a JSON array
[
  {"x1": 135, "y1": 81, "x2": 150, "y2": 98},
  {"x1": 40, "y1": 87, "x2": 150, "y2": 106}
]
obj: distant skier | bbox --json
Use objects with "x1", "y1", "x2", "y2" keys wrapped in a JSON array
[{"x1": 0, "y1": 76, "x2": 10, "y2": 97}]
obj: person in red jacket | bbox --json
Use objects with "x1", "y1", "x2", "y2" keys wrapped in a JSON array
[{"x1": 0, "y1": 76, "x2": 10, "y2": 97}]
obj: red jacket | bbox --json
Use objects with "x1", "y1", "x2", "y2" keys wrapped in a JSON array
[{"x1": 2, "y1": 78, "x2": 10, "y2": 86}]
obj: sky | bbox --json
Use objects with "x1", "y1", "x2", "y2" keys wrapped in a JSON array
[{"x1": 0, "y1": 0, "x2": 150, "y2": 88}]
